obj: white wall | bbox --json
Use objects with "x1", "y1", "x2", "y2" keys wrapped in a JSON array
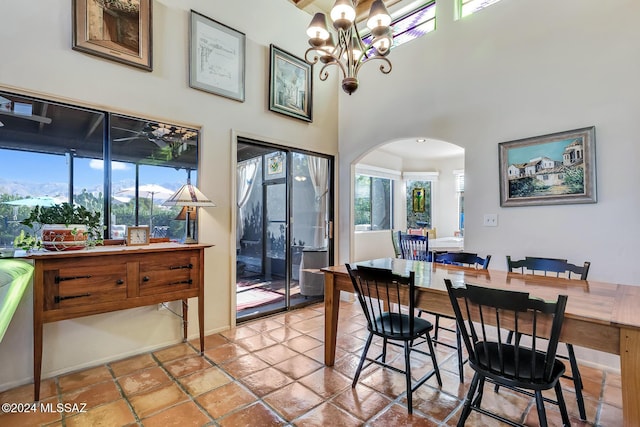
[
  {"x1": 0, "y1": 0, "x2": 338, "y2": 390},
  {"x1": 337, "y1": 0, "x2": 640, "y2": 369}
]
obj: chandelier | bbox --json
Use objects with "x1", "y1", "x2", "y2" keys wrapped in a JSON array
[{"x1": 305, "y1": 0, "x2": 393, "y2": 95}]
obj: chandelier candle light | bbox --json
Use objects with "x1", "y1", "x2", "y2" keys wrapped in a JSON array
[
  {"x1": 163, "y1": 179, "x2": 216, "y2": 244},
  {"x1": 305, "y1": 0, "x2": 393, "y2": 95}
]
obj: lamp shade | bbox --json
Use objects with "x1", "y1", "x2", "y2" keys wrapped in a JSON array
[
  {"x1": 330, "y1": 0, "x2": 356, "y2": 29},
  {"x1": 163, "y1": 183, "x2": 216, "y2": 207},
  {"x1": 366, "y1": 0, "x2": 392, "y2": 30},
  {"x1": 307, "y1": 12, "x2": 330, "y2": 42},
  {"x1": 174, "y1": 206, "x2": 197, "y2": 220}
]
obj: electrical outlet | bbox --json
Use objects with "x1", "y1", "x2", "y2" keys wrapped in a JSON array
[{"x1": 483, "y1": 214, "x2": 498, "y2": 227}]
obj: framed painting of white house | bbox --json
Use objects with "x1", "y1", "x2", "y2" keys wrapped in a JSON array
[{"x1": 498, "y1": 126, "x2": 596, "y2": 207}]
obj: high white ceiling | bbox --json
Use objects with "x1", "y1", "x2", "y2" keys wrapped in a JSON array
[{"x1": 376, "y1": 138, "x2": 465, "y2": 160}]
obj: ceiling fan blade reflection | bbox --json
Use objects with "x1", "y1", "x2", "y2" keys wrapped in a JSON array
[{"x1": 113, "y1": 136, "x2": 143, "y2": 142}]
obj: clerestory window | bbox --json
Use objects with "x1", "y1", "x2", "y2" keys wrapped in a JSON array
[{"x1": 458, "y1": 0, "x2": 503, "y2": 18}]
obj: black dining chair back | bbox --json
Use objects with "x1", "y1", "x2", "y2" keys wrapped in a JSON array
[
  {"x1": 507, "y1": 256, "x2": 590, "y2": 280},
  {"x1": 346, "y1": 263, "x2": 442, "y2": 413},
  {"x1": 445, "y1": 279, "x2": 571, "y2": 427},
  {"x1": 435, "y1": 251, "x2": 492, "y2": 269},
  {"x1": 419, "y1": 251, "x2": 492, "y2": 382},
  {"x1": 398, "y1": 232, "x2": 429, "y2": 261},
  {"x1": 505, "y1": 255, "x2": 590, "y2": 420}
]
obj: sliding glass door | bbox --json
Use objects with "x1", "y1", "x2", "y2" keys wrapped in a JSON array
[{"x1": 236, "y1": 140, "x2": 333, "y2": 322}]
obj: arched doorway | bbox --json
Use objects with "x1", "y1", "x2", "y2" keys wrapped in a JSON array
[{"x1": 351, "y1": 138, "x2": 465, "y2": 261}]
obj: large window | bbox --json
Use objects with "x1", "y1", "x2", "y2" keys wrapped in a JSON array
[
  {"x1": 354, "y1": 174, "x2": 393, "y2": 231},
  {"x1": 0, "y1": 90, "x2": 198, "y2": 246}
]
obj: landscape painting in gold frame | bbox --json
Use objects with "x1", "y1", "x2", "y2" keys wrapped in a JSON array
[
  {"x1": 73, "y1": 0, "x2": 152, "y2": 71},
  {"x1": 498, "y1": 126, "x2": 596, "y2": 207}
]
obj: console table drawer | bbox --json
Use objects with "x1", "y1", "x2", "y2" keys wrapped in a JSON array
[
  {"x1": 138, "y1": 252, "x2": 198, "y2": 296},
  {"x1": 43, "y1": 264, "x2": 127, "y2": 310}
]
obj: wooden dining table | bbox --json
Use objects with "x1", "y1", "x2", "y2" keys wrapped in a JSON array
[{"x1": 322, "y1": 258, "x2": 640, "y2": 426}]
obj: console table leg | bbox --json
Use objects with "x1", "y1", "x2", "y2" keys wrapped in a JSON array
[
  {"x1": 182, "y1": 299, "x2": 188, "y2": 342},
  {"x1": 33, "y1": 320, "x2": 42, "y2": 402}
]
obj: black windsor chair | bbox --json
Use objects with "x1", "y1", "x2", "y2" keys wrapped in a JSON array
[
  {"x1": 445, "y1": 279, "x2": 571, "y2": 427},
  {"x1": 398, "y1": 232, "x2": 429, "y2": 261},
  {"x1": 346, "y1": 263, "x2": 442, "y2": 413},
  {"x1": 417, "y1": 252, "x2": 492, "y2": 382},
  {"x1": 504, "y1": 255, "x2": 591, "y2": 420}
]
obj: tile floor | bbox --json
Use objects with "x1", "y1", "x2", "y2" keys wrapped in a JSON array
[{"x1": 0, "y1": 300, "x2": 623, "y2": 426}]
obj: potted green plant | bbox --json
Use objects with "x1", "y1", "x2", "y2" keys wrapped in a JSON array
[{"x1": 14, "y1": 203, "x2": 104, "y2": 251}]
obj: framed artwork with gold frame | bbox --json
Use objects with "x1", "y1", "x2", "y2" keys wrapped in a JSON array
[
  {"x1": 412, "y1": 188, "x2": 425, "y2": 212},
  {"x1": 498, "y1": 126, "x2": 596, "y2": 207},
  {"x1": 72, "y1": 0, "x2": 153, "y2": 71}
]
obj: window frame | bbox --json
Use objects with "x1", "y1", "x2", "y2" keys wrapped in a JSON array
[{"x1": 354, "y1": 166, "x2": 398, "y2": 232}]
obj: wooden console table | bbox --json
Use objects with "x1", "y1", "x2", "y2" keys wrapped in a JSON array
[{"x1": 28, "y1": 242, "x2": 210, "y2": 401}]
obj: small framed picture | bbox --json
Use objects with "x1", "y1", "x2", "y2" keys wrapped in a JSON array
[
  {"x1": 189, "y1": 10, "x2": 245, "y2": 102},
  {"x1": 126, "y1": 226, "x2": 150, "y2": 246},
  {"x1": 412, "y1": 188, "x2": 425, "y2": 212},
  {"x1": 264, "y1": 152, "x2": 286, "y2": 180},
  {"x1": 498, "y1": 126, "x2": 597, "y2": 207},
  {"x1": 72, "y1": 0, "x2": 152, "y2": 71},
  {"x1": 269, "y1": 45, "x2": 312, "y2": 122}
]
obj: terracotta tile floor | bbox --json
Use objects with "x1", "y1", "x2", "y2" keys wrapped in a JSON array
[{"x1": 0, "y1": 300, "x2": 623, "y2": 426}]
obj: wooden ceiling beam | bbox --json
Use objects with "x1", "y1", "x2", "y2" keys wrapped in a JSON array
[{"x1": 293, "y1": 0, "x2": 317, "y2": 8}]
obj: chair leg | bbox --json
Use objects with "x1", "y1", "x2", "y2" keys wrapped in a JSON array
[
  {"x1": 567, "y1": 343, "x2": 586, "y2": 420},
  {"x1": 456, "y1": 327, "x2": 464, "y2": 382},
  {"x1": 471, "y1": 377, "x2": 485, "y2": 408},
  {"x1": 424, "y1": 333, "x2": 442, "y2": 386},
  {"x1": 404, "y1": 341, "x2": 413, "y2": 414},
  {"x1": 434, "y1": 314, "x2": 440, "y2": 342},
  {"x1": 457, "y1": 372, "x2": 480, "y2": 427},
  {"x1": 382, "y1": 337, "x2": 388, "y2": 363},
  {"x1": 352, "y1": 334, "x2": 373, "y2": 387},
  {"x1": 555, "y1": 380, "x2": 571, "y2": 427},
  {"x1": 534, "y1": 390, "x2": 549, "y2": 427}
]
